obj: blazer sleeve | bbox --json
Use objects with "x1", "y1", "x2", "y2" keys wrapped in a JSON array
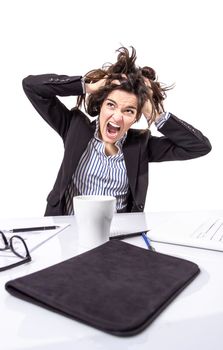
[
  {"x1": 22, "y1": 74, "x2": 84, "y2": 139},
  {"x1": 148, "y1": 113, "x2": 212, "y2": 162}
]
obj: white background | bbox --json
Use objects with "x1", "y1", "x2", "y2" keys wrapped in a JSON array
[{"x1": 0, "y1": 0, "x2": 222, "y2": 219}]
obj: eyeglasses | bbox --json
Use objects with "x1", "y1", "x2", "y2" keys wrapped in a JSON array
[{"x1": 0, "y1": 231, "x2": 31, "y2": 272}]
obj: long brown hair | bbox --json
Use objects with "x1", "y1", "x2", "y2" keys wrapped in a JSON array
[{"x1": 77, "y1": 46, "x2": 172, "y2": 125}]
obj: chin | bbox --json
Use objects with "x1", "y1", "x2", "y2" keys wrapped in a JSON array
[{"x1": 103, "y1": 137, "x2": 117, "y2": 144}]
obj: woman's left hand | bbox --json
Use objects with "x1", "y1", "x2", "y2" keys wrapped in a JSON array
[{"x1": 142, "y1": 78, "x2": 160, "y2": 124}]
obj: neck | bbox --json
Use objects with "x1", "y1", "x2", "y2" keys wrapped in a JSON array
[{"x1": 104, "y1": 142, "x2": 119, "y2": 156}]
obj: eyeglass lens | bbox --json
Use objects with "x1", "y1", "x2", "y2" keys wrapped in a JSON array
[{"x1": 0, "y1": 231, "x2": 31, "y2": 271}]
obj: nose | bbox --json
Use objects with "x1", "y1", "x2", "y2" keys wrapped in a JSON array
[{"x1": 112, "y1": 109, "x2": 123, "y2": 121}]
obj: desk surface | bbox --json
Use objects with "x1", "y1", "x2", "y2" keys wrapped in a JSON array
[{"x1": 1, "y1": 210, "x2": 223, "y2": 350}]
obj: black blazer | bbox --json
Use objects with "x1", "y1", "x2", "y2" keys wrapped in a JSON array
[{"x1": 22, "y1": 74, "x2": 212, "y2": 216}]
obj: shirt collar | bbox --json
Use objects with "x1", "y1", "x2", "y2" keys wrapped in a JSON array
[{"x1": 94, "y1": 118, "x2": 127, "y2": 149}]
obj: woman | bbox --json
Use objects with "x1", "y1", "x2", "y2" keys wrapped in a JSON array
[{"x1": 22, "y1": 47, "x2": 211, "y2": 216}]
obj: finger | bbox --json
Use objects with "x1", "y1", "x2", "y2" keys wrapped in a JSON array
[
  {"x1": 143, "y1": 78, "x2": 154, "y2": 97},
  {"x1": 143, "y1": 77, "x2": 150, "y2": 85},
  {"x1": 110, "y1": 79, "x2": 121, "y2": 85},
  {"x1": 110, "y1": 73, "x2": 128, "y2": 86}
]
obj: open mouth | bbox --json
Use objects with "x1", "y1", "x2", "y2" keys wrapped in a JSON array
[{"x1": 106, "y1": 121, "x2": 121, "y2": 138}]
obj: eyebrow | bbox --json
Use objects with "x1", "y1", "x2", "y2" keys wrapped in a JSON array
[{"x1": 106, "y1": 98, "x2": 137, "y2": 110}]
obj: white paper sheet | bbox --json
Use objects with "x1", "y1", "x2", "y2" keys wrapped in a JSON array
[
  {"x1": 0, "y1": 220, "x2": 70, "y2": 261},
  {"x1": 148, "y1": 212, "x2": 223, "y2": 252}
]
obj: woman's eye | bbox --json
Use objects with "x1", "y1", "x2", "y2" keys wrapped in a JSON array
[
  {"x1": 107, "y1": 102, "x2": 114, "y2": 108},
  {"x1": 125, "y1": 109, "x2": 134, "y2": 115}
]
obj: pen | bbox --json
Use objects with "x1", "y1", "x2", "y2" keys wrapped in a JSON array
[
  {"x1": 142, "y1": 232, "x2": 155, "y2": 251},
  {"x1": 110, "y1": 230, "x2": 149, "y2": 240},
  {"x1": 8, "y1": 225, "x2": 60, "y2": 233}
]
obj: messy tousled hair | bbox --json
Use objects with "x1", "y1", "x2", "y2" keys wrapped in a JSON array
[{"x1": 77, "y1": 46, "x2": 172, "y2": 125}]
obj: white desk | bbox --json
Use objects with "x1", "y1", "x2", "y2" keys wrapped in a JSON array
[{"x1": 1, "y1": 211, "x2": 223, "y2": 350}]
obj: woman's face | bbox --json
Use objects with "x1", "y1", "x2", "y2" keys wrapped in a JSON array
[{"x1": 99, "y1": 90, "x2": 138, "y2": 144}]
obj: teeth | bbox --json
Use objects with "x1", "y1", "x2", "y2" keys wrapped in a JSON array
[{"x1": 108, "y1": 122, "x2": 120, "y2": 130}]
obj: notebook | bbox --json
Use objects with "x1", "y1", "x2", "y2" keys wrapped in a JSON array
[
  {"x1": 110, "y1": 212, "x2": 149, "y2": 239},
  {"x1": 5, "y1": 240, "x2": 199, "y2": 336}
]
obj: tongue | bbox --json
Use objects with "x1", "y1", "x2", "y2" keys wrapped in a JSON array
[{"x1": 107, "y1": 124, "x2": 119, "y2": 134}]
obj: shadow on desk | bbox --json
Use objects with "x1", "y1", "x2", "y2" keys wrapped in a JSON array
[{"x1": 5, "y1": 307, "x2": 223, "y2": 350}]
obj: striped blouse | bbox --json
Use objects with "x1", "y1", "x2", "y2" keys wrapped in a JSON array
[{"x1": 73, "y1": 119, "x2": 129, "y2": 211}]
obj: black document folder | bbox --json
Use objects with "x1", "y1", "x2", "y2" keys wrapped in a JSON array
[{"x1": 5, "y1": 240, "x2": 199, "y2": 336}]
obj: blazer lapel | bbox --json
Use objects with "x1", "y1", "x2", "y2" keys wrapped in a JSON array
[
  {"x1": 61, "y1": 113, "x2": 96, "y2": 195},
  {"x1": 123, "y1": 136, "x2": 140, "y2": 195},
  {"x1": 69, "y1": 118, "x2": 95, "y2": 172}
]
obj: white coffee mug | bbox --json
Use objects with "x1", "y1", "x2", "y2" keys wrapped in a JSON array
[{"x1": 73, "y1": 195, "x2": 116, "y2": 252}]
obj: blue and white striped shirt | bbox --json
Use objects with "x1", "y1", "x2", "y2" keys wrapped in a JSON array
[{"x1": 73, "y1": 119, "x2": 129, "y2": 211}]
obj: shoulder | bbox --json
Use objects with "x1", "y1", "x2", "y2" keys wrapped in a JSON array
[{"x1": 70, "y1": 107, "x2": 96, "y2": 131}]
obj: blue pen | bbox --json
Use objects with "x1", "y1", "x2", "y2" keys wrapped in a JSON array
[{"x1": 142, "y1": 232, "x2": 155, "y2": 251}]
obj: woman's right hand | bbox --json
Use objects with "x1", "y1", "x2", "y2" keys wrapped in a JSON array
[
  {"x1": 85, "y1": 74, "x2": 127, "y2": 94},
  {"x1": 85, "y1": 78, "x2": 107, "y2": 94}
]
